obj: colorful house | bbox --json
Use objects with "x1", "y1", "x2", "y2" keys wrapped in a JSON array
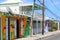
[
  {"x1": 0, "y1": 0, "x2": 41, "y2": 40},
  {"x1": 45, "y1": 17, "x2": 58, "y2": 32}
]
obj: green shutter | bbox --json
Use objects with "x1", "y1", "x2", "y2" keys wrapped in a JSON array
[{"x1": 24, "y1": 17, "x2": 31, "y2": 37}]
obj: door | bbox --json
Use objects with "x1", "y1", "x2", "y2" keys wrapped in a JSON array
[
  {"x1": 8, "y1": 18, "x2": 15, "y2": 40},
  {"x1": 33, "y1": 21, "x2": 37, "y2": 35}
]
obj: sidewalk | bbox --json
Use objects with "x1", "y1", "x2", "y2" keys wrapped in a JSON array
[{"x1": 15, "y1": 30, "x2": 60, "y2": 40}]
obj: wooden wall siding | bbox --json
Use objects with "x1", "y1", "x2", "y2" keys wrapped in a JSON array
[{"x1": 1, "y1": 15, "x2": 6, "y2": 40}]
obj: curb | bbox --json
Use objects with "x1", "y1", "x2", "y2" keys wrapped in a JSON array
[
  {"x1": 35, "y1": 30, "x2": 60, "y2": 40},
  {"x1": 15, "y1": 30, "x2": 60, "y2": 40}
]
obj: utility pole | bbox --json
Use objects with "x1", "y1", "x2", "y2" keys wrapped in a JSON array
[{"x1": 42, "y1": 0, "x2": 44, "y2": 35}]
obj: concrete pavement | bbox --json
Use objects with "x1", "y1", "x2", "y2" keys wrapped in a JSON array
[
  {"x1": 40, "y1": 33, "x2": 60, "y2": 40},
  {"x1": 15, "y1": 30, "x2": 60, "y2": 40}
]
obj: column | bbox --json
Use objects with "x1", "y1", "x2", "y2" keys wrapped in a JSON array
[
  {"x1": 6, "y1": 18, "x2": 8, "y2": 40},
  {"x1": 36, "y1": 20, "x2": 38, "y2": 34},
  {"x1": 58, "y1": 22, "x2": 59, "y2": 30},
  {"x1": 14, "y1": 20, "x2": 17, "y2": 38},
  {"x1": 41, "y1": 20, "x2": 42, "y2": 33}
]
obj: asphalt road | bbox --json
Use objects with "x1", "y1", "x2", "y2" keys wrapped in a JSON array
[{"x1": 37, "y1": 33, "x2": 60, "y2": 40}]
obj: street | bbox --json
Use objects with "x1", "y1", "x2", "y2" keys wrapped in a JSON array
[{"x1": 37, "y1": 33, "x2": 60, "y2": 40}]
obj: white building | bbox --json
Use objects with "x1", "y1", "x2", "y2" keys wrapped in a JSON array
[
  {"x1": 33, "y1": 13, "x2": 42, "y2": 35},
  {"x1": 0, "y1": 0, "x2": 41, "y2": 17}
]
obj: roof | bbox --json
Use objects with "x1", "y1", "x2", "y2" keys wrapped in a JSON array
[
  {"x1": 0, "y1": 0, "x2": 22, "y2": 4},
  {"x1": 19, "y1": 2, "x2": 42, "y2": 10},
  {"x1": 45, "y1": 16, "x2": 54, "y2": 20},
  {"x1": 0, "y1": 2, "x2": 42, "y2": 10}
]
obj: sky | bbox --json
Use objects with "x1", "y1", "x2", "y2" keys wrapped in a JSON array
[
  {"x1": 23, "y1": 0, "x2": 60, "y2": 21},
  {"x1": 0, "y1": 0, "x2": 60, "y2": 21},
  {"x1": 0, "y1": 0, "x2": 6, "y2": 3}
]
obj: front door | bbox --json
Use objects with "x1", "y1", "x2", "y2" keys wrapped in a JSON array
[{"x1": 8, "y1": 18, "x2": 15, "y2": 40}]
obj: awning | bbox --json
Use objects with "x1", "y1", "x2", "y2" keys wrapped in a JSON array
[{"x1": 34, "y1": 4, "x2": 42, "y2": 10}]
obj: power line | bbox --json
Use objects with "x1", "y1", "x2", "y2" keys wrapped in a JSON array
[
  {"x1": 45, "y1": 13, "x2": 59, "y2": 22},
  {"x1": 45, "y1": 5, "x2": 60, "y2": 20},
  {"x1": 46, "y1": 8, "x2": 59, "y2": 18},
  {"x1": 37, "y1": 0, "x2": 60, "y2": 20},
  {"x1": 46, "y1": 6, "x2": 60, "y2": 20},
  {"x1": 50, "y1": 0, "x2": 60, "y2": 11}
]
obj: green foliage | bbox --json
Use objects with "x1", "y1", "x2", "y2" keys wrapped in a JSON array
[
  {"x1": 49, "y1": 29, "x2": 53, "y2": 32},
  {"x1": 52, "y1": 21, "x2": 57, "y2": 31},
  {"x1": 48, "y1": 21, "x2": 58, "y2": 32}
]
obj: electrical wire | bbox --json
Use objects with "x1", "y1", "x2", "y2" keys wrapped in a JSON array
[
  {"x1": 37, "y1": 0, "x2": 60, "y2": 21},
  {"x1": 50, "y1": 0, "x2": 60, "y2": 11}
]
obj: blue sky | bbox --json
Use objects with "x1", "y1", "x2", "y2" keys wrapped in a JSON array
[
  {"x1": 44, "y1": 0, "x2": 60, "y2": 20},
  {"x1": 0, "y1": 0, "x2": 6, "y2": 2},
  {"x1": 23, "y1": 0, "x2": 60, "y2": 21},
  {"x1": 0, "y1": 0, "x2": 60, "y2": 21}
]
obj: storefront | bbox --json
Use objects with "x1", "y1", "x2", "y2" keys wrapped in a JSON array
[{"x1": 0, "y1": 12, "x2": 31, "y2": 40}]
